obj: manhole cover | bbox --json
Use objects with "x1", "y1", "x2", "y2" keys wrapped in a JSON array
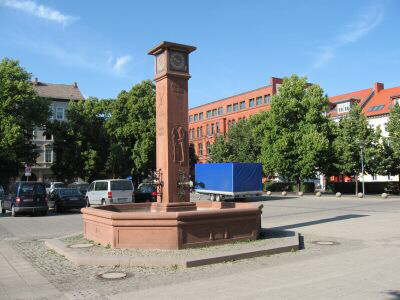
[
  {"x1": 313, "y1": 241, "x2": 339, "y2": 246},
  {"x1": 98, "y1": 272, "x2": 127, "y2": 280},
  {"x1": 69, "y1": 243, "x2": 93, "y2": 248}
]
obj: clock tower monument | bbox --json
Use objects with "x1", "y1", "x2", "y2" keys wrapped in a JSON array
[{"x1": 148, "y1": 41, "x2": 196, "y2": 211}]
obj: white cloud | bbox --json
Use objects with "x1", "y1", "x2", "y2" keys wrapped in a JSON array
[
  {"x1": 0, "y1": 0, "x2": 77, "y2": 26},
  {"x1": 312, "y1": 2, "x2": 385, "y2": 69},
  {"x1": 111, "y1": 55, "x2": 132, "y2": 74}
]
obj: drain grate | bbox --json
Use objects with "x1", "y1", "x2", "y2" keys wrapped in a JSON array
[
  {"x1": 98, "y1": 272, "x2": 128, "y2": 280},
  {"x1": 312, "y1": 240, "x2": 340, "y2": 246}
]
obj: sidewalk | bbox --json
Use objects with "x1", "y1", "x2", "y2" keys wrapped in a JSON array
[{"x1": 0, "y1": 241, "x2": 64, "y2": 300}]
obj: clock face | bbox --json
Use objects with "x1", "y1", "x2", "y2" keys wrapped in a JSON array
[
  {"x1": 169, "y1": 51, "x2": 187, "y2": 72},
  {"x1": 156, "y1": 52, "x2": 166, "y2": 74}
]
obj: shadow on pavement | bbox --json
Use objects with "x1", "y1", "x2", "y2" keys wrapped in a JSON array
[{"x1": 269, "y1": 214, "x2": 369, "y2": 230}]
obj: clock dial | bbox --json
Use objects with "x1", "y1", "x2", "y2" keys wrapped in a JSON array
[
  {"x1": 169, "y1": 51, "x2": 187, "y2": 71},
  {"x1": 156, "y1": 52, "x2": 166, "y2": 74}
]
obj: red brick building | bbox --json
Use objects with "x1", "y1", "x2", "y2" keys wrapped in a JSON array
[{"x1": 189, "y1": 76, "x2": 400, "y2": 168}]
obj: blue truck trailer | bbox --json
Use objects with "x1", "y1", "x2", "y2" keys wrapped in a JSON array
[{"x1": 194, "y1": 163, "x2": 263, "y2": 201}]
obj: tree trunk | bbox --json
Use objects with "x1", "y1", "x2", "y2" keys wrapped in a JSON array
[
  {"x1": 296, "y1": 178, "x2": 301, "y2": 193},
  {"x1": 355, "y1": 175, "x2": 358, "y2": 195}
]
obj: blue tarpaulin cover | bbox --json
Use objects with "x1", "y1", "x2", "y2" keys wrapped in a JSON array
[{"x1": 195, "y1": 163, "x2": 262, "y2": 193}]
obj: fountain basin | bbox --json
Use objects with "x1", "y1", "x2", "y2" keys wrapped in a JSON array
[{"x1": 81, "y1": 201, "x2": 262, "y2": 250}]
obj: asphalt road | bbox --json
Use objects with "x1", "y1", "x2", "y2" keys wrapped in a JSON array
[{"x1": 0, "y1": 194, "x2": 399, "y2": 299}]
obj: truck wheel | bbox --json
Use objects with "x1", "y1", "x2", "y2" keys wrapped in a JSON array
[{"x1": 1, "y1": 208, "x2": 5, "y2": 214}]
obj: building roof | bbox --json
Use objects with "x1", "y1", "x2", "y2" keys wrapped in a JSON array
[
  {"x1": 362, "y1": 86, "x2": 400, "y2": 117},
  {"x1": 32, "y1": 80, "x2": 84, "y2": 101},
  {"x1": 329, "y1": 88, "x2": 372, "y2": 104}
]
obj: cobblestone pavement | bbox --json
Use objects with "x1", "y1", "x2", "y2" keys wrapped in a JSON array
[
  {"x1": 0, "y1": 195, "x2": 399, "y2": 299},
  {"x1": 11, "y1": 233, "x2": 359, "y2": 298}
]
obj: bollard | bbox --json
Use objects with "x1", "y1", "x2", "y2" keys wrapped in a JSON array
[
  {"x1": 381, "y1": 193, "x2": 388, "y2": 199},
  {"x1": 281, "y1": 191, "x2": 287, "y2": 196},
  {"x1": 266, "y1": 191, "x2": 272, "y2": 196},
  {"x1": 357, "y1": 192, "x2": 363, "y2": 198},
  {"x1": 298, "y1": 191, "x2": 303, "y2": 196},
  {"x1": 336, "y1": 192, "x2": 341, "y2": 198},
  {"x1": 315, "y1": 191, "x2": 322, "y2": 197}
]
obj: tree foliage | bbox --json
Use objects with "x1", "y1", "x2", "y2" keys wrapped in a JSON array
[
  {"x1": 49, "y1": 97, "x2": 110, "y2": 183},
  {"x1": 105, "y1": 80, "x2": 156, "y2": 186},
  {"x1": 333, "y1": 105, "x2": 381, "y2": 194},
  {"x1": 0, "y1": 58, "x2": 50, "y2": 187},
  {"x1": 260, "y1": 75, "x2": 334, "y2": 189},
  {"x1": 378, "y1": 104, "x2": 400, "y2": 186},
  {"x1": 208, "y1": 112, "x2": 268, "y2": 163}
]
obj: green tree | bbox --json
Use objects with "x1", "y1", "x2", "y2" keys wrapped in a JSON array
[
  {"x1": 49, "y1": 97, "x2": 110, "y2": 183},
  {"x1": 259, "y1": 75, "x2": 335, "y2": 191},
  {"x1": 208, "y1": 112, "x2": 268, "y2": 163},
  {"x1": 106, "y1": 80, "x2": 156, "y2": 186},
  {"x1": 0, "y1": 58, "x2": 50, "y2": 187},
  {"x1": 333, "y1": 105, "x2": 381, "y2": 194},
  {"x1": 377, "y1": 104, "x2": 400, "y2": 191}
]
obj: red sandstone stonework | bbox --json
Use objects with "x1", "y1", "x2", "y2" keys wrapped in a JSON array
[{"x1": 82, "y1": 202, "x2": 262, "y2": 250}]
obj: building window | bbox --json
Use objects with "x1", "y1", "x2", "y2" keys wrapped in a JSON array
[
  {"x1": 206, "y1": 124, "x2": 211, "y2": 136},
  {"x1": 218, "y1": 107, "x2": 224, "y2": 115},
  {"x1": 56, "y1": 107, "x2": 64, "y2": 120},
  {"x1": 199, "y1": 112, "x2": 204, "y2": 120},
  {"x1": 44, "y1": 132, "x2": 52, "y2": 141},
  {"x1": 194, "y1": 114, "x2": 198, "y2": 122},
  {"x1": 337, "y1": 102, "x2": 351, "y2": 113},
  {"x1": 256, "y1": 96, "x2": 262, "y2": 105},
  {"x1": 227, "y1": 105, "x2": 232, "y2": 113},
  {"x1": 211, "y1": 123, "x2": 215, "y2": 135},
  {"x1": 212, "y1": 109, "x2": 217, "y2": 117},
  {"x1": 372, "y1": 174, "x2": 377, "y2": 180},
  {"x1": 197, "y1": 127, "x2": 202, "y2": 138},
  {"x1": 249, "y1": 98, "x2": 254, "y2": 107},
  {"x1": 206, "y1": 110, "x2": 212, "y2": 118},
  {"x1": 198, "y1": 143, "x2": 203, "y2": 156},
  {"x1": 206, "y1": 142, "x2": 211, "y2": 154},
  {"x1": 240, "y1": 101, "x2": 246, "y2": 109},
  {"x1": 189, "y1": 115, "x2": 193, "y2": 123},
  {"x1": 233, "y1": 103, "x2": 238, "y2": 112},
  {"x1": 216, "y1": 121, "x2": 220, "y2": 134},
  {"x1": 388, "y1": 175, "x2": 391, "y2": 180},
  {"x1": 264, "y1": 95, "x2": 270, "y2": 104},
  {"x1": 44, "y1": 147, "x2": 52, "y2": 163}
]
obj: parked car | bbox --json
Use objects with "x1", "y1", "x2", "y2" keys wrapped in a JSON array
[
  {"x1": 86, "y1": 179, "x2": 134, "y2": 205},
  {"x1": 135, "y1": 183, "x2": 157, "y2": 202},
  {"x1": 1, "y1": 182, "x2": 48, "y2": 217},
  {"x1": 48, "y1": 188, "x2": 86, "y2": 213},
  {"x1": 68, "y1": 182, "x2": 89, "y2": 196},
  {"x1": 0, "y1": 185, "x2": 5, "y2": 212},
  {"x1": 46, "y1": 182, "x2": 67, "y2": 194}
]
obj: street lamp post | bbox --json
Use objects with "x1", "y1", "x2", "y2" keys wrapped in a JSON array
[{"x1": 360, "y1": 145, "x2": 365, "y2": 198}]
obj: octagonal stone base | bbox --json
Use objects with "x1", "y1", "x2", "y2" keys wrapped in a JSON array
[{"x1": 81, "y1": 201, "x2": 262, "y2": 250}]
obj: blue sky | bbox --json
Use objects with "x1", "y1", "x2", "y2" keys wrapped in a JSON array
[{"x1": 0, "y1": 0, "x2": 399, "y2": 107}]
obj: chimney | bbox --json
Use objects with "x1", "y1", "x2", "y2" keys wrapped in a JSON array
[
  {"x1": 374, "y1": 82, "x2": 384, "y2": 93},
  {"x1": 270, "y1": 77, "x2": 283, "y2": 95},
  {"x1": 73, "y1": 82, "x2": 78, "y2": 88},
  {"x1": 34, "y1": 77, "x2": 38, "y2": 85}
]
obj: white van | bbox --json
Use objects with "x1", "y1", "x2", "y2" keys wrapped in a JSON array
[{"x1": 86, "y1": 179, "x2": 134, "y2": 205}]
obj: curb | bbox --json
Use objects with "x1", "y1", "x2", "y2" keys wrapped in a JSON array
[{"x1": 45, "y1": 233, "x2": 300, "y2": 268}]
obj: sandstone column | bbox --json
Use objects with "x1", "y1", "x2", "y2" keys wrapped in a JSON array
[{"x1": 148, "y1": 41, "x2": 196, "y2": 212}]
